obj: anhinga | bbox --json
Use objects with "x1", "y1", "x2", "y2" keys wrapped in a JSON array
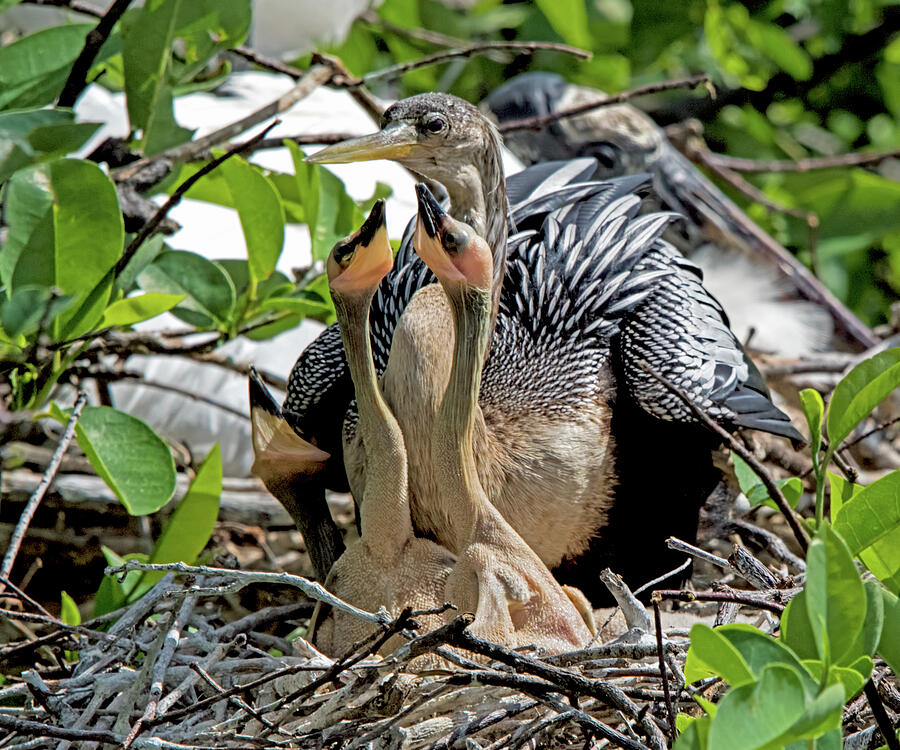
[{"x1": 283, "y1": 92, "x2": 802, "y2": 603}]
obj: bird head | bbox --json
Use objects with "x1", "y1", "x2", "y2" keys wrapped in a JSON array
[
  {"x1": 326, "y1": 199, "x2": 393, "y2": 297},
  {"x1": 413, "y1": 183, "x2": 491, "y2": 293},
  {"x1": 306, "y1": 93, "x2": 494, "y2": 189}
]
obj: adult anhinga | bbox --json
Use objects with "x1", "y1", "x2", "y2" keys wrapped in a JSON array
[
  {"x1": 414, "y1": 183, "x2": 592, "y2": 650},
  {"x1": 482, "y1": 72, "x2": 878, "y2": 354},
  {"x1": 286, "y1": 93, "x2": 802, "y2": 603}
]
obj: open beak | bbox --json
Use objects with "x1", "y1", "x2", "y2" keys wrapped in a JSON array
[
  {"x1": 305, "y1": 122, "x2": 418, "y2": 164},
  {"x1": 249, "y1": 368, "x2": 330, "y2": 482},
  {"x1": 414, "y1": 183, "x2": 464, "y2": 284},
  {"x1": 328, "y1": 200, "x2": 393, "y2": 294}
]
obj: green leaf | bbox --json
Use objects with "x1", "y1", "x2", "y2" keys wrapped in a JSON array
[
  {"x1": 122, "y1": 0, "x2": 193, "y2": 154},
  {"x1": 718, "y1": 624, "x2": 817, "y2": 695},
  {"x1": 138, "y1": 251, "x2": 236, "y2": 328},
  {"x1": 3, "y1": 159, "x2": 124, "y2": 338},
  {"x1": 674, "y1": 714, "x2": 711, "y2": 750},
  {"x1": 707, "y1": 664, "x2": 807, "y2": 750},
  {"x1": 732, "y1": 452, "x2": 803, "y2": 509},
  {"x1": 533, "y1": 0, "x2": 592, "y2": 48},
  {"x1": 142, "y1": 444, "x2": 221, "y2": 591},
  {"x1": 878, "y1": 589, "x2": 900, "y2": 675},
  {"x1": 828, "y1": 471, "x2": 863, "y2": 521},
  {"x1": 99, "y1": 292, "x2": 186, "y2": 328},
  {"x1": 799, "y1": 389, "x2": 824, "y2": 459},
  {"x1": 829, "y1": 658, "x2": 872, "y2": 700},
  {"x1": 59, "y1": 404, "x2": 176, "y2": 515},
  {"x1": 827, "y1": 348, "x2": 900, "y2": 448},
  {"x1": 0, "y1": 286, "x2": 74, "y2": 338},
  {"x1": 288, "y1": 141, "x2": 368, "y2": 262},
  {"x1": 833, "y1": 470, "x2": 900, "y2": 589},
  {"x1": 784, "y1": 682, "x2": 844, "y2": 741},
  {"x1": 0, "y1": 25, "x2": 93, "y2": 110},
  {"x1": 94, "y1": 547, "x2": 148, "y2": 616},
  {"x1": 218, "y1": 156, "x2": 285, "y2": 286},
  {"x1": 806, "y1": 525, "x2": 867, "y2": 665},
  {"x1": 0, "y1": 109, "x2": 100, "y2": 182},
  {"x1": 60, "y1": 591, "x2": 81, "y2": 627},
  {"x1": 781, "y1": 590, "x2": 819, "y2": 661},
  {"x1": 684, "y1": 623, "x2": 755, "y2": 686}
]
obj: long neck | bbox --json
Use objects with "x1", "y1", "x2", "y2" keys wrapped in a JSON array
[
  {"x1": 332, "y1": 292, "x2": 411, "y2": 555},
  {"x1": 444, "y1": 126, "x2": 508, "y2": 334},
  {"x1": 432, "y1": 285, "x2": 493, "y2": 548}
]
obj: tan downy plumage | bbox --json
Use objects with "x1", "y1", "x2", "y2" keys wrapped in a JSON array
[
  {"x1": 312, "y1": 201, "x2": 456, "y2": 659},
  {"x1": 412, "y1": 184, "x2": 593, "y2": 652}
]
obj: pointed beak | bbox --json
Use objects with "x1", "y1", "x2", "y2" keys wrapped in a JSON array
[
  {"x1": 328, "y1": 200, "x2": 393, "y2": 294},
  {"x1": 414, "y1": 183, "x2": 464, "y2": 284},
  {"x1": 305, "y1": 122, "x2": 418, "y2": 164}
]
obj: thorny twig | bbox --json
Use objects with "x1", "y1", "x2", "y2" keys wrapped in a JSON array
[{"x1": 0, "y1": 390, "x2": 87, "y2": 583}]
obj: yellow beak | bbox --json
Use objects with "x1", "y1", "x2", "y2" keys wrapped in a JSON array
[{"x1": 305, "y1": 123, "x2": 418, "y2": 164}]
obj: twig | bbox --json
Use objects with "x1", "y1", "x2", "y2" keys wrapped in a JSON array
[
  {"x1": 20, "y1": 0, "x2": 101, "y2": 17},
  {"x1": 701, "y1": 148, "x2": 900, "y2": 173},
  {"x1": 654, "y1": 588, "x2": 786, "y2": 613},
  {"x1": 540, "y1": 695, "x2": 652, "y2": 750},
  {"x1": 114, "y1": 64, "x2": 334, "y2": 181},
  {"x1": 113, "y1": 120, "x2": 280, "y2": 276},
  {"x1": 57, "y1": 0, "x2": 133, "y2": 107},
  {"x1": 0, "y1": 390, "x2": 87, "y2": 582},
  {"x1": 363, "y1": 40, "x2": 591, "y2": 83},
  {"x1": 104, "y1": 560, "x2": 387, "y2": 625},
  {"x1": 637, "y1": 360, "x2": 810, "y2": 552},
  {"x1": 0, "y1": 715, "x2": 119, "y2": 744},
  {"x1": 359, "y1": 9, "x2": 483, "y2": 51},
  {"x1": 598, "y1": 568, "x2": 652, "y2": 631},
  {"x1": 665, "y1": 537, "x2": 731, "y2": 572},
  {"x1": 652, "y1": 599, "x2": 676, "y2": 745},
  {"x1": 189, "y1": 663, "x2": 283, "y2": 734},
  {"x1": 865, "y1": 680, "x2": 900, "y2": 750},
  {"x1": 632, "y1": 559, "x2": 692, "y2": 597},
  {"x1": 499, "y1": 74, "x2": 712, "y2": 133},
  {"x1": 0, "y1": 577, "x2": 54, "y2": 619},
  {"x1": 841, "y1": 414, "x2": 900, "y2": 450}
]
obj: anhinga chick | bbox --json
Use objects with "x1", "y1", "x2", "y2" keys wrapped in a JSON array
[{"x1": 414, "y1": 184, "x2": 594, "y2": 652}]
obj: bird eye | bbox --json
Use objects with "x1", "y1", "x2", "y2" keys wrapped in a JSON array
[
  {"x1": 423, "y1": 115, "x2": 447, "y2": 134},
  {"x1": 443, "y1": 229, "x2": 468, "y2": 254}
]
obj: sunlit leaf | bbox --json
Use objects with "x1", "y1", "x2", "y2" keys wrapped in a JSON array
[{"x1": 99, "y1": 292, "x2": 186, "y2": 328}]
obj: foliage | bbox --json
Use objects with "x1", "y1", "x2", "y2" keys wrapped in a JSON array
[{"x1": 676, "y1": 350, "x2": 900, "y2": 749}]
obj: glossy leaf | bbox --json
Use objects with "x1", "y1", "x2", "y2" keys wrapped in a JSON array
[
  {"x1": 684, "y1": 623, "x2": 754, "y2": 686},
  {"x1": 218, "y1": 155, "x2": 284, "y2": 286},
  {"x1": 827, "y1": 471, "x2": 863, "y2": 521},
  {"x1": 805, "y1": 525, "x2": 867, "y2": 666},
  {"x1": 3, "y1": 159, "x2": 124, "y2": 338},
  {"x1": 534, "y1": 0, "x2": 592, "y2": 48},
  {"x1": 707, "y1": 664, "x2": 807, "y2": 750},
  {"x1": 878, "y1": 589, "x2": 900, "y2": 675},
  {"x1": 833, "y1": 469, "x2": 900, "y2": 589},
  {"x1": 122, "y1": 0, "x2": 193, "y2": 154},
  {"x1": 827, "y1": 348, "x2": 900, "y2": 448},
  {"x1": 0, "y1": 109, "x2": 99, "y2": 182},
  {"x1": 0, "y1": 25, "x2": 92, "y2": 110},
  {"x1": 799, "y1": 388, "x2": 824, "y2": 460},
  {"x1": 60, "y1": 591, "x2": 80, "y2": 626},
  {"x1": 718, "y1": 623, "x2": 816, "y2": 695},
  {"x1": 138, "y1": 250, "x2": 236, "y2": 328},
  {"x1": 0, "y1": 286, "x2": 73, "y2": 338},
  {"x1": 99, "y1": 292, "x2": 186, "y2": 328},
  {"x1": 65, "y1": 405, "x2": 176, "y2": 516}
]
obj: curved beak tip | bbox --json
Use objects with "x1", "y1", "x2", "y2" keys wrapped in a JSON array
[
  {"x1": 358, "y1": 199, "x2": 387, "y2": 246},
  {"x1": 415, "y1": 183, "x2": 444, "y2": 239}
]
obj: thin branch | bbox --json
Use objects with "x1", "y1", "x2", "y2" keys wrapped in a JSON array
[
  {"x1": 701, "y1": 148, "x2": 900, "y2": 173},
  {"x1": 363, "y1": 40, "x2": 591, "y2": 83},
  {"x1": 637, "y1": 360, "x2": 810, "y2": 552},
  {"x1": 57, "y1": 0, "x2": 133, "y2": 107},
  {"x1": 104, "y1": 560, "x2": 388, "y2": 625},
  {"x1": 113, "y1": 120, "x2": 279, "y2": 277},
  {"x1": 360, "y1": 9, "x2": 488, "y2": 51},
  {"x1": 540, "y1": 695, "x2": 652, "y2": 750},
  {"x1": 0, "y1": 390, "x2": 87, "y2": 582},
  {"x1": 0, "y1": 577, "x2": 54, "y2": 619},
  {"x1": 114, "y1": 64, "x2": 334, "y2": 182},
  {"x1": 652, "y1": 600, "x2": 676, "y2": 746},
  {"x1": 865, "y1": 680, "x2": 900, "y2": 750},
  {"x1": 653, "y1": 588, "x2": 786, "y2": 614},
  {"x1": 499, "y1": 74, "x2": 713, "y2": 133},
  {"x1": 0, "y1": 714, "x2": 120, "y2": 744},
  {"x1": 20, "y1": 0, "x2": 102, "y2": 17}
]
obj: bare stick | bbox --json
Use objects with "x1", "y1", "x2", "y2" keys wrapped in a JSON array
[
  {"x1": 632, "y1": 558, "x2": 692, "y2": 597},
  {"x1": 113, "y1": 120, "x2": 279, "y2": 276},
  {"x1": 637, "y1": 360, "x2": 810, "y2": 552},
  {"x1": 499, "y1": 74, "x2": 712, "y2": 133},
  {"x1": 654, "y1": 588, "x2": 786, "y2": 613},
  {"x1": 21, "y1": 0, "x2": 101, "y2": 17},
  {"x1": 599, "y1": 568, "x2": 651, "y2": 632},
  {"x1": 57, "y1": 0, "x2": 133, "y2": 107},
  {"x1": 0, "y1": 576, "x2": 54, "y2": 619},
  {"x1": 701, "y1": 148, "x2": 900, "y2": 173},
  {"x1": 363, "y1": 40, "x2": 591, "y2": 83},
  {"x1": 540, "y1": 695, "x2": 652, "y2": 750},
  {"x1": 865, "y1": 680, "x2": 900, "y2": 750},
  {"x1": 104, "y1": 560, "x2": 387, "y2": 625},
  {"x1": 114, "y1": 64, "x2": 334, "y2": 181},
  {"x1": 0, "y1": 714, "x2": 120, "y2": 744},
  {"x1": 1, "y1": 390, "x2": 87, "y2": 582},
  {"x1": 666, "y1": 537, "x2": 731, "y2": 572},
  {"x1": 652, "y1": 598, "x2": 676, "y2": 744}
]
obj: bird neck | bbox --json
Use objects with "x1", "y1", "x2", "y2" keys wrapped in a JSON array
[
  {"x1": 443, "y1": 127, "x2": 508, "y2": 334},
  {"x1": 332, "y1": 292, "x2": 412, "y2": 554},
  {"x1": 433, "y1": 285, "x2": 493, "y2": 547}
]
